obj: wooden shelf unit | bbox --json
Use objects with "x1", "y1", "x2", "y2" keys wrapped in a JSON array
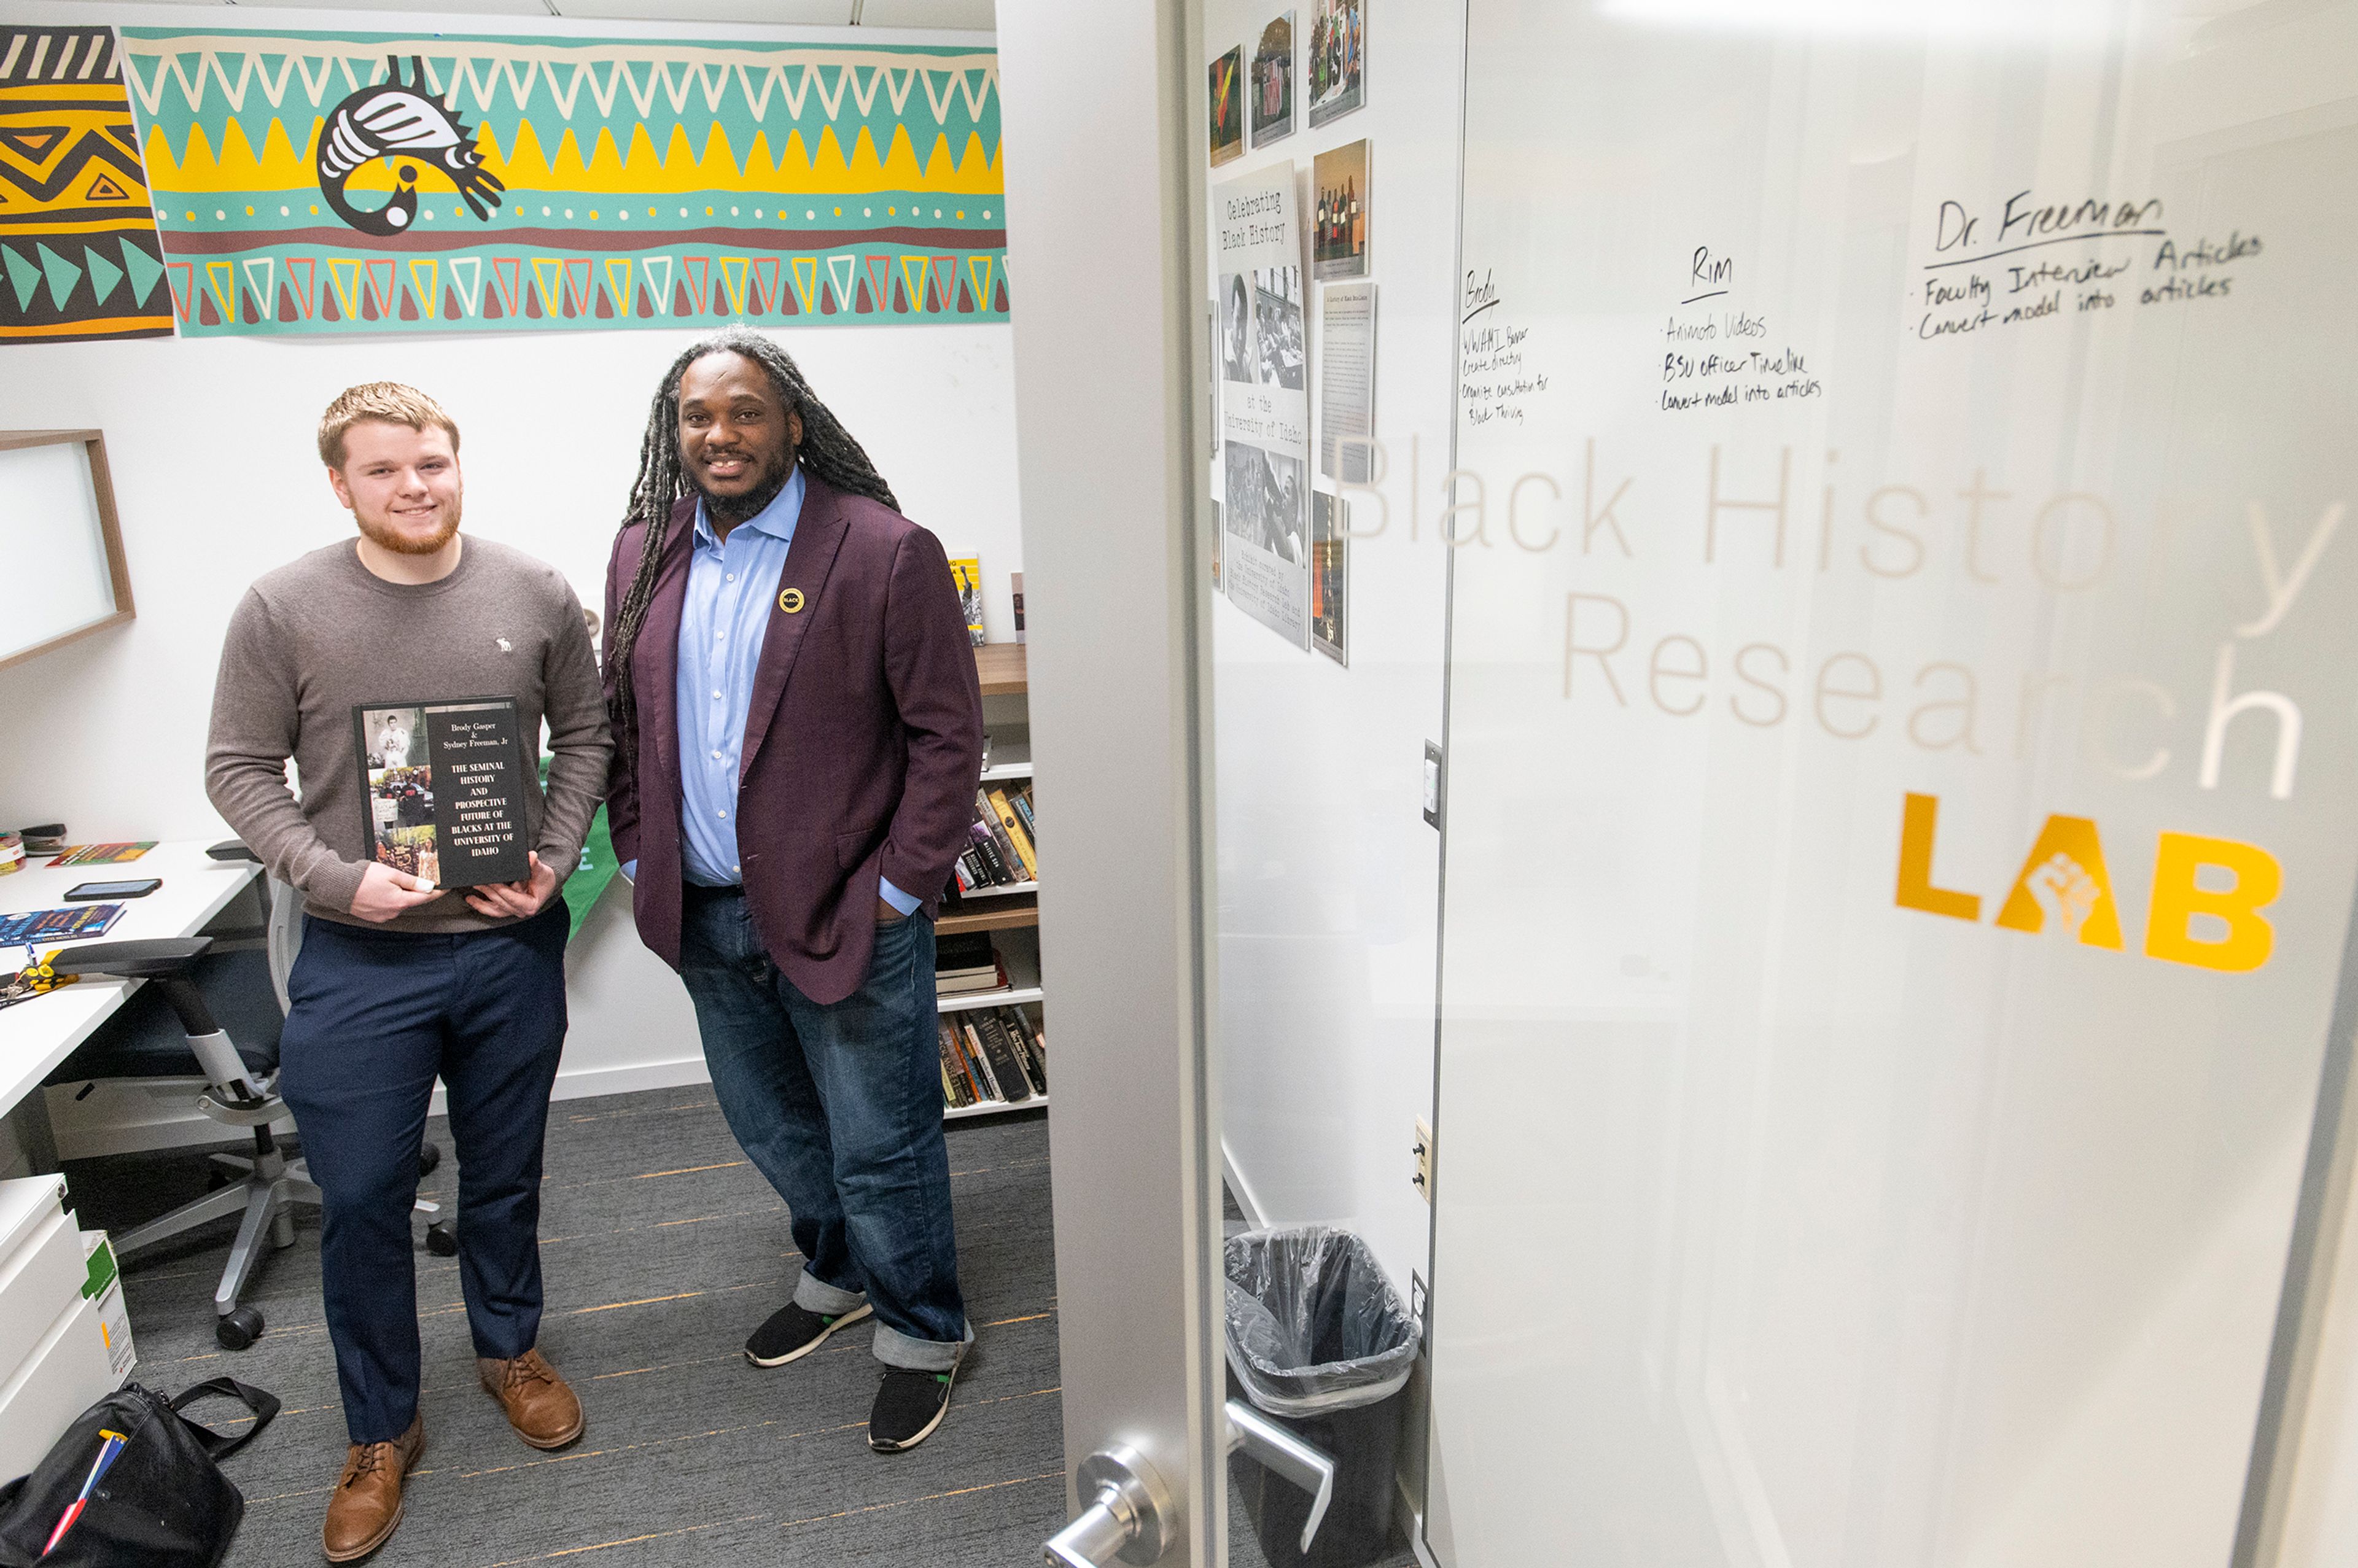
[
  {"x1": 960, "y1": 879, "x2": 1039, "y2": 900},
  {"x1": 939, "y1": 985, "x2": 1046, "y2": 1015},
  {"x1": 946, "y1": 1094, "x2": 1046, "y2": 1121},
  {"x1": 941, "y1": 640, "x2": 1044, "y2": 1125},
  {"x1": 975, "y1": 642, "x2": 1028, "y2": 696},
  {"x1": 936, "y1": 891, "x2": 1037, "y2": 936}
]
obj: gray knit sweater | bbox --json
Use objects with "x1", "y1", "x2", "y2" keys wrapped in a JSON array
[{"x1": 205, "y1": 537, "x2": 610, "y2": 933}]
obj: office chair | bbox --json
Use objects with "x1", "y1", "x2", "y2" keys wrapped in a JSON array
[{"x1": 44, "y1": 842, "x2": 450, "y2": 1350}]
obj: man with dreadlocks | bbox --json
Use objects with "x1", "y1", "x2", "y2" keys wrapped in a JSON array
[{"x1": 602, "y1": 329, "x2": 984, "y2": 1453}]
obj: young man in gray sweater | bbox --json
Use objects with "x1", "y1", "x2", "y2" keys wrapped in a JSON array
[{"x1": 204, "y1": 383, "x2": 610, "y2": 1562}]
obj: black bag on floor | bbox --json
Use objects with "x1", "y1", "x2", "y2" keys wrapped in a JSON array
[{"x1": 0, "y1": 1378, "x2": 279, "y2": 1568}]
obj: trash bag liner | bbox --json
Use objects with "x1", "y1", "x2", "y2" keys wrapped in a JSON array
[{"x1": 1224, "y1": 1225, "x2": 1418, "y2": 1417}]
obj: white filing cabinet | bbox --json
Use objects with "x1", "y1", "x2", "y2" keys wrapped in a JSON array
[{"x1": 0, "y1": 1175, "x2": 132, "y2": 1481}]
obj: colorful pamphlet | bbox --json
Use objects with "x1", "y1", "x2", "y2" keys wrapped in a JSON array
[
  {"x1": 0, "y1": 904, "x2": 124, "y2": 947},
  {"x1": 949, "y1": 557, "x2": 986, "y2": 647},
  {"x1": 353, "y1": 697, "x2": 530, "y2": 889},
  {"x1": 47, "y1": 842, "x2": 156, "y2": 867}
]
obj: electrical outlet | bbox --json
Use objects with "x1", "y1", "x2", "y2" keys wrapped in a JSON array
[{"x1": 1412, "y1": 1117, "x2": 1433, "y2": 1201}]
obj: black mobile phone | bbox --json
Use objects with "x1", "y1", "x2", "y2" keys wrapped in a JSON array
[{"x1": 64, "y1": 879, "x2": 161, "y2": 901}]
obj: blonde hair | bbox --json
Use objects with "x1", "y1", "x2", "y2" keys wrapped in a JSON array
[{"x1": 317, "y1": 382, "x2": 461, "y2": 468}]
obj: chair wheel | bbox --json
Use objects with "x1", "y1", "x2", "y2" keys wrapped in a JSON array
[
  {"x1": 418, "y1": 1144, "x2": 442, "y2": 1178},
  {"x1": 216, "y1": 1306, "x2": 264, "y2": 1351},
  {"x1": 426, "y1": 1221, "x2": 458, "y2": 1257}
]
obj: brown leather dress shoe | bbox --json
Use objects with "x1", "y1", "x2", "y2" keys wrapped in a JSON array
[
  {"x1": 477, "y1": 1347, "x2": 584, "y2": 1450},
  {"x1": 322, "y1": 1413, "x2": 424, "y2": 1564}
]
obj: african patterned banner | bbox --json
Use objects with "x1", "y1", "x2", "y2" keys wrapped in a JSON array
[
  {"x1": 0, "y1": 27, "x2": 174, "y2": 343},
  {"x1": 118, "y1": 27, "x2": 1009, "y2": 335}
]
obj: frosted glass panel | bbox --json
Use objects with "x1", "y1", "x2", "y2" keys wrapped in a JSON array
[
  {"x1": 0, "y1": 440, "x2": 117, "y2": 662},
  {"x1": 1427, "y1": 4, "x2": 2358, "y2": 1567}
]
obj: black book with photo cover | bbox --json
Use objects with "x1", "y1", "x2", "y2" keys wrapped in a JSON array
[{"x1": 352, "y1": 697, "x2": 531, "y2": 890}]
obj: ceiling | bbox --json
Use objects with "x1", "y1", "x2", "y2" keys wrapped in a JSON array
[{"x1": 47, "y1": 0, "x2": 995, "y2": 29}]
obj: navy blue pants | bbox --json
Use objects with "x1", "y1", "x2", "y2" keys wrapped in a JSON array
[
  {"x1": 677, "y1": 886, "x2": 970, "y2": 1370},
  {"x1": 277, "y1": 903, "x2": 569, "y2": 1444}
]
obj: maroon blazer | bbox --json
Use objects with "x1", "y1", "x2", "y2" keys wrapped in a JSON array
[{"x1": 603, "y1": 472, "x2": 985, "y2": 1004}]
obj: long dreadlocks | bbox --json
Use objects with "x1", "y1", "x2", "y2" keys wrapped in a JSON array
[{"x1": 604, "y1": 328, "x2": 898, "y2": 757}]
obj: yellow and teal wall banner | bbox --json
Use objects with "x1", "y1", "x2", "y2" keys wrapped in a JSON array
[
  {"x1": 117, "y1": 26, "x2": 1009, "y2": 335},
  {"x1": 0, "y1": 27, "x2": 175, "y2": 344}
]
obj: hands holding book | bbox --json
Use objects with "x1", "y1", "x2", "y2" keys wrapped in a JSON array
[
  {"x1": 464, "y1": 852, "x2": 558, "y2": 920},
  {"x1": 350, "y1": 861, "x2": 441, "y2": 923},
  {"x1": 351, "y1": 850, "x2": 556, "y2": 923}
]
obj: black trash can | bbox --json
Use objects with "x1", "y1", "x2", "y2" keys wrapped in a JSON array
[{"x1": 1225, "y1": 1227, "x2": 1419, "y2": 1568}]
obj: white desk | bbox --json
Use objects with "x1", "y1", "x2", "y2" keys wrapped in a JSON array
[{"x1": 0, "y1": 842, "x2": 260, "y2": 1156}]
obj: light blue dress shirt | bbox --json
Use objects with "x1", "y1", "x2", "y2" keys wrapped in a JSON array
[{"x1": 655, "y1": 466, "x2": 917, "y2": 914}]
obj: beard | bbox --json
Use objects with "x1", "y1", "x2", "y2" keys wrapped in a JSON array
[
  {"x1": 692, "y1": 447, "x2": 796, "y2": 526},
  {"x1": 356, "y1": 495, "x2": 462, "y2": 556}
]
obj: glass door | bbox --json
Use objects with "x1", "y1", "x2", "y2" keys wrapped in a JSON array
[{"x1": 1427, "y1": 3, "x2": 2358, "y2": 1567}]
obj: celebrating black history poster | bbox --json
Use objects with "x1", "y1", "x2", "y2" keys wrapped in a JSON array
[{"x1": 1215, "y1": 166, "x2": 1310, "y2": 650}]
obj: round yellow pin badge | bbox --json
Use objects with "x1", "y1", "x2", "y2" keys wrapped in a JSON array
[{"x1": 779, "y1": 587, "x2": 805, "y2": 613}]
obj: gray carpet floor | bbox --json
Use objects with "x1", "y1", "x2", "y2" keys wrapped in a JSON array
[
  {"x1": 70, "y1": 1089, "x2": 1065, "y2": 1567},
  {"x1": 68, "y1": 1090, "x2": 1419, "y2": 1567}
]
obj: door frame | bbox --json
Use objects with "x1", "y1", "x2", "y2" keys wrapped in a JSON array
[{"x1": 998, "y1": 1, "x2": 1226, "y2": 1562}]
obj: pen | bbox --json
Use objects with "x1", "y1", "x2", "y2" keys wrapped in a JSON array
[{"x1": 41, "y1": 1429, "x2": 126, "y2": 1557}]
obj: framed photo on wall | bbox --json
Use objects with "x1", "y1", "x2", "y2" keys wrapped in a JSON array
[
  {"x1": 1210, "y1": 46, "x2": 1245, "y2": 165},
  {"x1": 1308, "y1": 0, "x2": 1365, "y2": 128},
  {"x1": 0, "y1": 430, "x2": 133, "y2": 672},
  {"x1": 1311, "y1": 492, "x2": 1348, "y2": 664},
  {"x1": 1313, "y1": 139, "x2": 1370, "y2": 280},
  {"x1": 1250, "y1": 13, "x2": 1297, "y2": 149}
]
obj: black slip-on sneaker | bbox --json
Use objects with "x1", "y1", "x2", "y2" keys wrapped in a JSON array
[
  {"x1": 744, "y1": 1300, "x2": 873, "y2": 1367},
  {"x1": 868, "y1": 1362, "x2": 959, "y2": 1452}
]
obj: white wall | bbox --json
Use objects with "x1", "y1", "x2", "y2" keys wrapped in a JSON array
[
  {"x1": 0, "y1": 4, "x2": 1019, "y2": 1124},
  {"x1": 1202, "y1": 0, "x2": 1458, "y2": 1306},
  {"x1": 0, "y1": 318, "x2": 1017, "y2": 1125},
  {"x1": 0, "y1": 322, "x2": 1020, "y2": 836}
]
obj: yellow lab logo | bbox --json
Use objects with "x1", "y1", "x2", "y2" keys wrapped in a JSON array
[
  {"x1": 1897, "y1": 793, "x2": 2280, "y2": 973},
  {"x1": 778, "y1": 587, "x2": 806, "y2": 614}
]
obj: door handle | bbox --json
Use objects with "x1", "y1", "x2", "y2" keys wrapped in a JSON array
[
  {"x1": 1043, "y1": 1443, "x2": 1176, "y2": 1566},
  {"x1": 1226, "y1": 1398, "x2": 1336, "y2": 1554}
]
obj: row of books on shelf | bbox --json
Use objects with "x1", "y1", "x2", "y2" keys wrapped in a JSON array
[
  {"x1": 952, "y1": 783, "x2": 1037, "y2": 894},
  {"x1": 940, "y1": 1006, "x2": 1048, "y2": 1109}
]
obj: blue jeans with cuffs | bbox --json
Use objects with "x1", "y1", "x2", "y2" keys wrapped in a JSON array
[{"x1": 676, "y1": 883, "x2": 970, "y2": 1370}]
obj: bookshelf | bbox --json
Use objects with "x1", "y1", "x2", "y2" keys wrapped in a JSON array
[
  {"x1": 938, "y1": 643, "x2": 1045, "y2": 1121},
  {"x1": 936, "y1": 896, "x2": 1038, "y2": 936},
  {"x1": 975, "y1": 642, "x2": 1029, "y2": 696}
]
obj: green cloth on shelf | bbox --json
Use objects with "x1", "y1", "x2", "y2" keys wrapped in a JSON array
[{"x1": 542, "y1": 754, "x2": 618, "y2": 941}]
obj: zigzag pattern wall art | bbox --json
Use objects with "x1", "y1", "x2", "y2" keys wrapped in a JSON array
[
  {"x1": 120, "y1": 26, "x2": 1010, "y2": 336},
  {"x1": 0, "y1": 27, "x2": 174, "y2": 343}
]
